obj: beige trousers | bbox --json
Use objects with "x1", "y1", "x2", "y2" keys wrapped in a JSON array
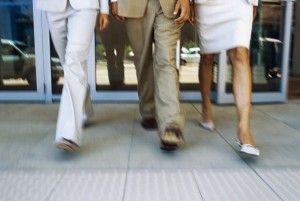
[{"x1": 126, "y1": 0, "x2": 184, "y2": 133}]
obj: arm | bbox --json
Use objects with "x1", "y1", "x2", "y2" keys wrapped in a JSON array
[
  {"x1": 174, "y1": 0, "x2": 191, "y2": 24},
  {"x1": 98, "y1": 13, "x2": 110, "y2": 31},
  {"x1": 253, "y1": 6, "x2": 257, "y2": 20},
  {"x1": 253, "y1": 0, "x2": 259, "y2": 21},
  {"x1": 98, "y1": 0, "x2": 110, "y2": 31},
  {"x1": 111, "y1": 0, "x2": 125, "y2": 20},
  {"x1": 188, "y1": 0, "x2": 195, "y2": 26}
]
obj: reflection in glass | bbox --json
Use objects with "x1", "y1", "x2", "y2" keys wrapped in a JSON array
[
  {"x1": 99, "y1": 14, "x2": 125, "y2": 89},
  {"x1": 0, "y1": 0, "x2": 36, "y2": 90},
  {"x1": 180, "y1": 23, "x2": 218, "y2": 91},
  {"x1": 180, "y1": 23, "x2": 199, "y2": 85},
  {"x1": 226, "y1": 1, "x2": 284, "y2": 93},
  {"x1": 94, "y1": 18, "x2": 211, "y2": 92},
  {"x1": 50, "y1": 37, "x2": 64, "y2": 94},
  {"x1": 95, "y1": 14, "x2": 135, "y2": 91},
  {"x1": 96, "y1": 18, "x2": 209, "y2": 91},
  {"x1": 0, "y1": 41, "x2": 2, "y2": 87}
]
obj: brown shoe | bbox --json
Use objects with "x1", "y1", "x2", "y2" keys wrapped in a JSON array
[
  {"x1": 160, "y1": 124, "x2": 184, "y2": 150},
  {"x1": 160, "y1": 142, "x2": 178, "y2": 151},
  {"x1": 55, "y1": 138, "x2": 79, "y2": 151},
  {"x1": 141, "y1": 118, "x2": 157, "y2": 130}
]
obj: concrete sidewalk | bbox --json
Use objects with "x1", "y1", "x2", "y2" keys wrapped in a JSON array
[{"x1": 0, "y1": 101, "x2": 300, "y2": 201}]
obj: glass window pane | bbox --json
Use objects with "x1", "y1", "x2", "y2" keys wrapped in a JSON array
[
  {"x1": 94, "y1": 19, "x2": 217, "y2": 93},
  {"x1": 180, "y1": 23, "x2": 217, "y2": 92},
  {"x1": 50, "y1": 37, "x2": 64, "y2": 94},
  {"x1": 226, "y1": 0, "x2": 284, "y2": 93},
  {"x1": 0, "y1": 0, "x2": 37, "y2": 90},
  {"x1": 95, "y1": 15, "x2": 133, "y2": 91}
]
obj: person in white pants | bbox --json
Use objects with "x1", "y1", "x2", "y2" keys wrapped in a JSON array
[{"x1": 36, "y1": 0, "x2": 109, "y2": 151}]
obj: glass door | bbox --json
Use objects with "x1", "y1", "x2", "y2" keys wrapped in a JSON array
[
  {"x1": 89, "y1": 17, "x2": 218, "y2": 102},
  {"x1": 89, "y1": 14, "x2": 139, "y2": 101},
  {"x1": 216, "y1": 0, "x2": 294, "y2": 104},
  {"x1": 0, "y1": 0, "x2": 45, "y2": 101}
]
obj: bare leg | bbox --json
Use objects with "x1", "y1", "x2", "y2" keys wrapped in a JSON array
[
  {"x1": 228, "y1": 47, "x2": 256, "y2": 146},
  {"x1": 199, "y1": 54, "x2": 216, "y2": 123}
]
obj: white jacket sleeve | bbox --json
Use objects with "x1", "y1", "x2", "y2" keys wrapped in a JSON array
[{"x1": 100, "y1": 0, "x2": 109, "y2": 14}]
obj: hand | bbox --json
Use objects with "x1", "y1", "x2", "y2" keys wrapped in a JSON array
[
  {"x1": 111, "y1": 2, "x2": 125, "y2": 20},
  {"x1": 98, "y1": 14, "x2": 110, "y2": 31},
  {"x1": 187, "y1": 2, "x2": 195, "y2": 26},
  {"x1": 174, "y1": 0, "x2": 190, "y2": 24}
]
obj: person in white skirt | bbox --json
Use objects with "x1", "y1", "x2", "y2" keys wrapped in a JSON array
[{"x1": 192, "y1": 0, "x2": 260, "y2": 156}]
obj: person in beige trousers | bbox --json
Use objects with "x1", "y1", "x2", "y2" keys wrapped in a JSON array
[
  {"x1": 36, "y1": 0, "x2": 109, "y2": 151},
  {"x1": 112, "y1": 0, "x2": 190, "y2": 150}
]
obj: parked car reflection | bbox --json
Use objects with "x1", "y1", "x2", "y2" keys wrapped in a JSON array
[
  {"x1": 1, "y1": 39, "x2": 63, "y2": 85},
  {"x1": 180, "y1": 47, "x2": 200, "y2": 64},
  {"x1": 127, "y1": 47, "x2": 201, "y2": 64}
]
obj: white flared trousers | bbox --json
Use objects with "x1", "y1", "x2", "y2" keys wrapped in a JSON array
[{"x1": 46, "y1": 5, "x2": 97, "y2": 145}]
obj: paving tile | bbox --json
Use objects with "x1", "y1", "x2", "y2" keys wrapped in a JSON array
[
  {"x1": 0, "y1": 102, "x2": 300, "y2": 200},
  {"x1": 47, "y1": 170, "x2": 126, "y2": 201},
  {"x1": 124, "y1": 169, "x2": 202, "y2": 201},
  {"x1": 257, "y1": 168, "x2": 300, "y2": 201},
  {"x1": 15, "y1": 104, "x2": 137, "y2": 169},
  {"x1": 129, "y1": 104, "x2": 248, "y2": 169},
  {"x1": 0, "y1": 124, "x2": 51, "y2": 168},
  {"x1": 0, "y1": 170, "x2": 63, "y2": 201},
  {"x1": 289, "y1": 100, "x2": 300, "y2": 105},
  {"x1": 0, "y1": 103, "x2": 58, "y2": 123},
  {"x1": 193, "y1": 168, "x2": 281, "y2": 201},
  {"x1": 207, "y1": 104, "x2": 300, "y2": 168},
  {"x1": 253, "y1": 102, "x2": 300, "y2": 131},
  {"x1": 0, "y1": 104, "x2": 57, "y2": 168}
]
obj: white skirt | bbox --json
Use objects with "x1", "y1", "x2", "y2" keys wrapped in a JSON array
[{"x1": 195, "y1": 0, "x2": 254, "y2": 54}]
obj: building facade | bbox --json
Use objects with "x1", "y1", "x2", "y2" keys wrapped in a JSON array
[{"x1": 0, "y1": 0, "x2": 297, "y2": 103}]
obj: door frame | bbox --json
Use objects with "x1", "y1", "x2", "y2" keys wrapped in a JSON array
[
  {"x1": 0, "y1": 0, "x2": 46, "y2": 102},
  {"x1": 215, "y1": 0, "x2": 294, "y2": 104}
]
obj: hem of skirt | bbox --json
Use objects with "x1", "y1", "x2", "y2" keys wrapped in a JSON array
[{"x1": 200, "y1": 44, "x2": 250, "y2": 55}]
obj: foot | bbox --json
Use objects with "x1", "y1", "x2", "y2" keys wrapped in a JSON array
[
  {"x1": 160, "y1": 142, "x2": 178, "y2": 151},
  {"x1": 201, "y1": 103, "x2": 213, "y2": 125},
  {"x1": 55, "y1": 138, "x2": 79, "y2": 151},
  {"x1": 141, "y1": 118, "x2": 157, "y2": 130},
  {"x1": 160, "y1": 124, "x2": 184, "y2": 150},
  {"x1": 200, "y1": 121, "x2": 215, "y2": 131},
  {"x1": 82, "y1": 114, "x2": 91, "y2": 128},
  {"x1": 235, "y1": 139, "x2": 260, "y2": 156}
]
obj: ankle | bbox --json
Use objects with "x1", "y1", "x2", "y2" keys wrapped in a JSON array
[
  {"x1": 237, "y1": 133, "x2": 256, "y2": 146},
  {"x1": 201, "y1": 108, "x2": 213, "y2": 122}
]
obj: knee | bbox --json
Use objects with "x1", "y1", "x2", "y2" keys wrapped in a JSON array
[
  {"x1": 65, "y1": 44, "x2": 90, "y2": 63},
  {"x1": 228, "y1": 47, "x2": 249, "y2": 64}
]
